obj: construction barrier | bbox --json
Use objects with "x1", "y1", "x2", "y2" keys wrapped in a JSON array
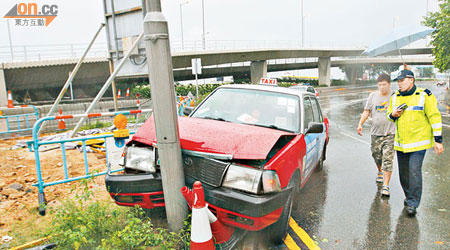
[
  {"x1": 177, "y1": 96, "x2": 195, "y2": 116},
  {"x1": 0, "y1": 105, "x2": 39, "y2": 136},
  {"x1": 28, "y1": 109, "x2": 152, "y2": 215}
]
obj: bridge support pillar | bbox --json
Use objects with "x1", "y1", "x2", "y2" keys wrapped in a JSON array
[
  {"x1": 250, "y1": 60, "x2": 267, "y2": 84},
  {"x1": 318, "y1": 57, "x2": 331, "y2": 86},
  {"x1": 0, "y1": 65, "x2": 7, "y2": 107},
  {"x1": 344, "y1": 66, "x2": 357, "y2": 85}
]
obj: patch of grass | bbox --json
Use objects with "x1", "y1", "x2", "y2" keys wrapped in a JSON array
[
  {"x1": 79, "y1": 121, "x2": 112, "y2": 131},
  {"x1": 8, "y1": 178, "x2": 190, "y2": 250}
]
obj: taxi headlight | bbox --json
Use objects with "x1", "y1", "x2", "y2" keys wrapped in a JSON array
[
  {"x1": 222, "y1": 164, "x2": 262, "y2": 194},
  {"x1": 125, "y1": 147, "x2": 156, "y2": 173}
]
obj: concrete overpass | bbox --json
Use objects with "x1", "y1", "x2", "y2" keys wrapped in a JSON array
[
  {"x1": 173, "y1": 55, "x2": 434, "y2": 81},
  {"x1": 0, "y1": 47, "x2": 433, "y2": 105}
]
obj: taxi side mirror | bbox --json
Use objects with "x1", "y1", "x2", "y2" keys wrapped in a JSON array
[
  {"x1": 183, "y1": 106, "x2": 194, "y2": 116},
  {"x1": 305, "y1": 122, "x2": 323, "y2": 134}
]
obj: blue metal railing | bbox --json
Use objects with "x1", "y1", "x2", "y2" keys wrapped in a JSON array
[
  {"x1": 0, "y1": 105, "x2": 39, "y2": 135},
  {"x1": 29, "y1": 109, "x2": 152, "y2": 215}
]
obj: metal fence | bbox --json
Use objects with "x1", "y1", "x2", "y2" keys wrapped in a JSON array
[
  {"x1": 28, "y1": 109, "x2": 152, "y2": 215},
  {"x1": 0, "y1": 105, "x2": 39, "y2": 136}
]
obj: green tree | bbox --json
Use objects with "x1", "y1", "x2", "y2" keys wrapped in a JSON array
[{"x1": 423, "y1": 0, "x2": 450, "y2": 72}]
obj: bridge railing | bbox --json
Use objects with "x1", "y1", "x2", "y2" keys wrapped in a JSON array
[
  {"x1": 0, "y1": 40, "x2": 431, "y2": 63},
  {"x1": 0, "y1": 43, "x2": 109, "y2": 62}
]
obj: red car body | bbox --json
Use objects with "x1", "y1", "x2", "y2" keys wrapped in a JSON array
[{"x1": 106, "y1": 85, "x2": 329, "y2": 234}]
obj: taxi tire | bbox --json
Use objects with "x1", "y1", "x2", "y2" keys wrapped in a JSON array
[
  {"x1": 267, "y1": 184, "x2": 295, "y2": 244},
  {"x1": 317, "y1": 150, "x2": 325, "y2": 171},
  {"x1": 317, "y1": 147, "x2": 325, "y2": 171}
]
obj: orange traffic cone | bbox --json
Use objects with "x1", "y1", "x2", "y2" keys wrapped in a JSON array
[
  {"x1": 190, "y1": 181, "x2": 215, "y2": 250},
  {"x1": 117, "y1": 89, "x2": 121, "y2": 99},
  {"x1": 7, "y1": 90, "x2": 14, "y2": 108},
  {"x1": 207, "y1": 209, "x2": 234, "y2": 244},
  {"x1": 126, "y1": 88, "x2": 130, "y2": 97},
  {"x1": 181, "y1": 186, "x2": 195, "y2": 208},
  {"x1": 190, "y1": 99, "x2": 195, "y2": 107},
  {"x1": 181, "y1": 184, "x2": 234, "y2": 245},
  {"x1": 135, "y1": 93, "x2": 140, "y2": 108},
  {"x1": 58, "y1": 109, "x2": 66, "y2": 130}
]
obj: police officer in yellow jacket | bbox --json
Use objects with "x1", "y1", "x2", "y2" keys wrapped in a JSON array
[{"x1": 387, "y1": 69, "x2": 444, "y2": 216}]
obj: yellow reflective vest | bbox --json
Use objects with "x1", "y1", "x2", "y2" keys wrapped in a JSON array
[{"x1": 387, "y1": 86, "x2": 442, "y2": 153}]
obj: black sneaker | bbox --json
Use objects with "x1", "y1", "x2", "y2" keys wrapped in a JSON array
[{"x1": 406, "y1": 206, "x2": 417, "y2": 216}]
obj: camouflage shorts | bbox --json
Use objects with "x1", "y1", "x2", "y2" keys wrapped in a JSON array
[{"x1": 371, "y1": 134, "x2": 395, "y2": 172}]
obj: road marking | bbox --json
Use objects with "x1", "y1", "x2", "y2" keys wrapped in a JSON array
[
  {"x1": 443, "y1": 123, "x2": 450, "y2": 128},
  {"x1": 339, "y1": 132, "x2": 370, "y2": 145},
  {"x1": 289, "y1": 217, "x2": 321, "y2": 250},
  {"x1": 284, "y1": 233, "x2": 302, "y2": 250}
]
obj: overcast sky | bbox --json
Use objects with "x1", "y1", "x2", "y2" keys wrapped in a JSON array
[
  {"x1": 0, "y1": 0, "x2": 439, "y2": 79},
  {"x1": 0, "y1": 0, "x2": 439, "y2": 47}
]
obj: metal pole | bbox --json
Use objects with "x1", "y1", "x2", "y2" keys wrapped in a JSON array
[
  {"x1": 70, "y1": 32, "x2": 144, "y2": 138},
  {"x1": 202, "y1": 0, "x2": 206, "y2": 50},
  {"x1": 69, "y1": 71, "x2": 74, "y2": 100},
  {"x1": 180, "y1": 3, "x2": 185, "y2": 50},
  {"x1": 425, "y1": 0, "x2": 429, "y2": 46},
  {"x1": 102, "y1": 0, "x2": 118, "y2": 111},
  {"x1": 37, "y1": 23, "x2": 105, "y2": 135},
  {"x1": 195, "y1": 72, "x2": 199, "y2": 98},
  {"x1": 144, "y1": 0, "x2": 187, "y2": 232},
  {"x1": 301, "y1": 0, "x2": 304, "y2": 48},
  {"x1": 109, "y1": 60, "x2": 119, "y2": 112},
  {"x1": 110, "y1": 0, "x2": 121, "y2": 60},
  {"x1": 6, "y1": 20, "x2": 14, "y2": 61}
]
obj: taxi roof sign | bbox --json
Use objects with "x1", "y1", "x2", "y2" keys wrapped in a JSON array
[{"x1": 259, "y1": 78, "x2": 278, "y2": 86}]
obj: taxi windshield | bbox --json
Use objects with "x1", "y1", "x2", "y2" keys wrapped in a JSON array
[{"x1": 191, "y1": 88, "x2": 300, "y2": 133}]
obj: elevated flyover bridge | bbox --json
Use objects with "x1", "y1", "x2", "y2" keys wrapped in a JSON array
[{"x1": 0, "y1": 41, "x2": 433, "y2": 105}]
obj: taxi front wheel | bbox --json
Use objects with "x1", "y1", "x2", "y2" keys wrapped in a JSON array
[{"x1": 266, "y1": 183, "x2": 296, "y2": 244}]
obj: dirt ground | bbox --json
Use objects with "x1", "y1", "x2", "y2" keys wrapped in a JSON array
[{"x1": 0, "y1": 135, "x2": 115, "y2": 243}]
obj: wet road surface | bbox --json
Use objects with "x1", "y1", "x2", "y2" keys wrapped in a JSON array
[{"x1": 239, "y1": 82, "x2": 450, "y2": 250}]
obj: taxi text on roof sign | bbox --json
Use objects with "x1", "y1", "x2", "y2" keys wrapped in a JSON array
[{"x1": 259, "y1": 78, "x2": 278, "y2": 86}]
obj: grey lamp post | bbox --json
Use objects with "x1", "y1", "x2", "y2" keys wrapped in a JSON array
[
  {"x1": 180, "y1": 1, "x2": 188, "y2": 50},
  {"x1": 202, "y1": 0, "x2": 206, "y2": 50}
]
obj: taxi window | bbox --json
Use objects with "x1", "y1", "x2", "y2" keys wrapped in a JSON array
[
  {"x1": 192, "y1": 88, "x2": 300, "y2": 133},
  {"x1": 311, "y1": 97, "x2": 323, "y2": 122},
  {"x1": 303, "y1": 97, "x2": 314, "y2": 130}
]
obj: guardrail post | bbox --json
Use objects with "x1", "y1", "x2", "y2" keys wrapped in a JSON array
[{"x1": 32, "y1": 117, "x2": 51, "y2": 215}]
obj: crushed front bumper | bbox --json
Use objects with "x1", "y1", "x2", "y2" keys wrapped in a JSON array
[{"x1": 106, "y1": 172, "x2": 292, "y2": 231}]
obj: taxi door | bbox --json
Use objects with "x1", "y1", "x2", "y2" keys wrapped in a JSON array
[{"x1": 302, "y1": 96, "x2": 321, "y2": 178}]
